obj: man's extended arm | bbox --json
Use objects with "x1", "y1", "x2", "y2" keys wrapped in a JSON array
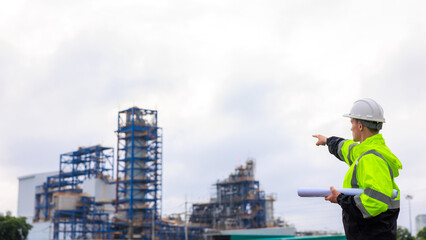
[
  {"x1": 326, "y1": 136, "x2": 345, "y2": 161},
  {"x1": 312, "y1": 134, "x2": 345, "y2": 161}
]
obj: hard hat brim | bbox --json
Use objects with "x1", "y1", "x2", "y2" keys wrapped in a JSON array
[{"x1": 343, "y1": 113, "x2": 386, "y2": 123}]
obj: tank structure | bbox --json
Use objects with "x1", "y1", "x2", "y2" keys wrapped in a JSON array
[{"x1": 115, "y1": 107, "x2": 163, "y2": 239}]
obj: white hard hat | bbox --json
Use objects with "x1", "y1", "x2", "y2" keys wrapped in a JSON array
[{"x1": 343, "y1": 98, "x2": 385, "y2": 123}]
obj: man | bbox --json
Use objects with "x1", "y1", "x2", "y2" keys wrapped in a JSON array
[{"x1": 312, "y1": 98, "x2": 402, "y2": 240}]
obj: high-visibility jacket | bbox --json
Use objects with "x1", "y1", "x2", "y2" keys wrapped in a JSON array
[{"x1": 335, "y1": 134, "x2": 402, "y2": 218}]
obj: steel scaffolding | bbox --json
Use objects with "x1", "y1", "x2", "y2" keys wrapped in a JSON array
[
  {"x1": 59, "y1": 145, "x2": 114, "y2": 191},
  {"x1": 189, "y1": 160, "x2": 267, "y2": 230},
  {"x1": 35, "y1": 175, "x2": 69, "y2": 222},
  {"x1": 34, "y1": 146, "x2": 114, "y2": 240},
  {"x1": 115, "y1": 107, "x2": 163, "y2": 239},
  {"x1": 53, "y1": 196, "x2": 111, "y2": 240}
]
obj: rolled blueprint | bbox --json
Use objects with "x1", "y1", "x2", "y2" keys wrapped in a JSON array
[{"x1": 298, "y1": 188, "x2": 398, "y2": 199}]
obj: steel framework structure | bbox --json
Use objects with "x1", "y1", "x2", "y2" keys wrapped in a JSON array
[
  {"x1": 59, "y1": 145, "x2": 114, "y2": 191},
  {"x1": 189, "y1": 160, "x2": 267, "y2": 230},
  {"x1": 115, "y1": 107, "x2": 163, "y2": 239},
  {"x1": 35, "y1": 175, "x2": 71, "y2": 222},
  {"x1": 216, "y1": 179, "x2": 266, "y2": 229},
  {"x1": 53, "y1": 196, "x2": 111, "y2": 240},
  {"x1": 35, "y1": 146, "x2": 114, "y2": 222}
]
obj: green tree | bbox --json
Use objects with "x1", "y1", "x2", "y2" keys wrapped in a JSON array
[
  {"x1": 397, "y1": 226, "x2": 414, "y2": 240},
  {"x1": 0, "y1": 215, "x2": 32, "y2": 240},
  {"x1": 417, "y1": 226, "x2": 426, "y2": 240}
]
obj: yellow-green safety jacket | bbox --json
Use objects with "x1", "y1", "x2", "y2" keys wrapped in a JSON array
[{"x1": 336, "y1": 134, "x2": 402, "y2": 218}]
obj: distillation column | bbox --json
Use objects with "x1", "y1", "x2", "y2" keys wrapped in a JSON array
[{"x1": 116, "y1": 107, "x2": 162, "y2": 239}]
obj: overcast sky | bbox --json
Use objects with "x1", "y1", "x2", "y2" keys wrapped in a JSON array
[{"x1": 1, "y1": 0, "x2": 426, "y2": 233}]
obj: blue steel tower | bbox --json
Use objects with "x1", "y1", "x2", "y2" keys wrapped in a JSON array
[{"x1": 116, "y1": 107, "x2": 163, "y2": 239}]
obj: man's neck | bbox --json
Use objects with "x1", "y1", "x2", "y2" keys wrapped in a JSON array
[{"x1": 360, "y1": 132, "x2": 377, "y2": 143}]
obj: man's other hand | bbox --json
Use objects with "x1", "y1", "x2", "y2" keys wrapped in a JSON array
[{"x1": 325, "y1": 186, "x2": 341, "y2": 203}]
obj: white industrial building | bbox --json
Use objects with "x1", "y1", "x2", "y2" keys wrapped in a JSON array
[{"x1": 18, "y1": 171, "x2": 57, "y2": 219}]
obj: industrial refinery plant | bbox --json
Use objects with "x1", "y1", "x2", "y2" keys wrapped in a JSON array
[{"x1": 18, "y1": 107, "x2": 292, "y2": 239}]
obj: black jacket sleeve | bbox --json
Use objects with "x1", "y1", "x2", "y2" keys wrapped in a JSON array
[
  {"x1": 337, "y1": 193, "x2": 364, "y2": 219},
  {"x1": 326, "y1": 136, "x2": 345, "y2": 161}
]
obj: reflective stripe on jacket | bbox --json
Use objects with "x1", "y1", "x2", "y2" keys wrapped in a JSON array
[{"x1": 338, "y1": 134, "x2": 402, "y2": 218}]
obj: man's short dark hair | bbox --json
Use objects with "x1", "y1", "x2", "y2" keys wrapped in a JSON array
[{"x1": 355, "y1": 119, "x2": 381, "y2": 133}]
